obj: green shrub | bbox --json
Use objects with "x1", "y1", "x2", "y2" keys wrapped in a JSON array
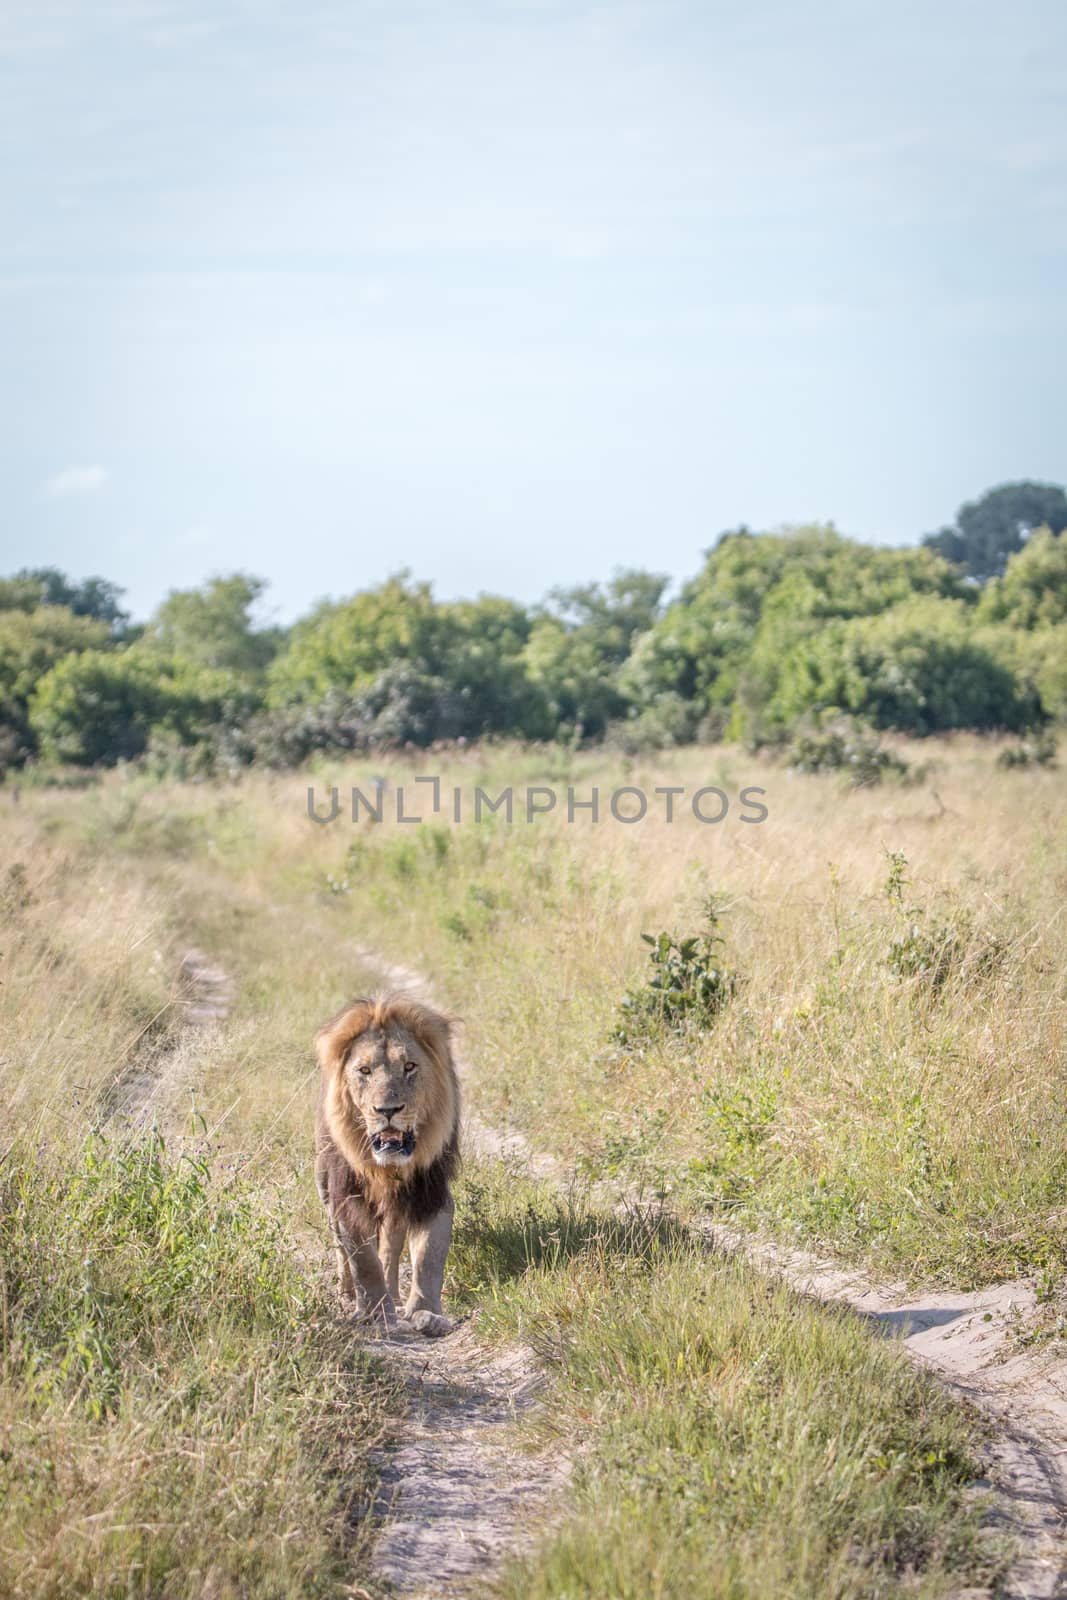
[
  {"x1": 614, "y1": 901, "x2": 738, "y2": 1044},
  {"x1": 0, "y1": 606, "x2": 112, "y2": 764},
  {"x1": 29, "y1": 650, "x2": 257, "y2": 766},
  {"x1": 883, "y1": 851, "x2": 1003, "y2": 995},
  {"x1": 996, "y1": 731, "x2": 1058, "y2": 769},
  {"x1": 786, "y1": 715, "x2": 911, "y2": 786},
  {"x1": 976, "y1": 527, "x2": 1067, "y2": 629},
  {"x1": 772, "y1": 598, "x2": 1040, "y2": 734}
]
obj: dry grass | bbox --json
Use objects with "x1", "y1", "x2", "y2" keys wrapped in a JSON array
[
  {"x1": 48, "y1": 735, "x2": 1063, "y2": 1285},
  {"x1": 2, "y1": 735, "x2": 1060, "y2": 1595},
  {"x1": 446, "y1": 1160, "x2": 1003, "y2": 1600},
  {"x1": 0, "y1": 822, "x2": 398, "y2": 1599}
]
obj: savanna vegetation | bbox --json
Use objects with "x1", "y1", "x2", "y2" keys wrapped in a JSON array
[
  {"x1": 3, "y1": 480, "x2": 1065, "y2": 1596},
  {"x1": 3, "y1": 724, "x2": 1063, "y2": 1594},
  {"x1": 3, "y1": 480, "x2": 1066, "y2": 779}
]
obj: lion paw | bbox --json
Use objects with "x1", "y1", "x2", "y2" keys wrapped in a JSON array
[
  {"x1": 347, "y1": 1298, "x2": 398, "y2": 1331},
  {"x1": 409, "y1": 1310, "x2": 452, "y2": 1338}
]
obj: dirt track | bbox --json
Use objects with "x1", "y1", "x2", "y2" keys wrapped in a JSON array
[
  {"x1": 356, "y1": 943, "x2": 1067, "y2": 1600},
  {"x1": 367, "y1": 1324, "x2": 566, "y2": 1597},
  {"x1": 110, "y1": 941, "x2": 1067, "y2": 1598},
  {"x1": 708, "y1": 1226, "x2": 1067, "y2": 1600},
  {"x1": 101, "y1": 948, "x2": 233, "y2": 1126}
]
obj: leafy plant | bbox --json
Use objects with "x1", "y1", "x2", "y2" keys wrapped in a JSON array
[
  {"x1": 883, "y1": 851, "x2": 1003, "y2": 995},
  {"x1": 786, "y1": 715, "x2": 911, "y2": 787},
  {"x1": 614, "y1": 900, "x2": 738, "y2": 1044},
  {"x1": 685, "y1": 1079, "x2": 779, "y2": 1209},
  {"x1": 996, "y1": 731, "x2": 1058, "y2": 769}
]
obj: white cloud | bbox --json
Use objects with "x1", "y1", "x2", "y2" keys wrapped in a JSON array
[{"x1": 43, "y1": 464, "x2": 109, "y2": 498}]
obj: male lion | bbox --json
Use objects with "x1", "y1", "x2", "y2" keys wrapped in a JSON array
[{"x1": 314, "y1": 994, "x2": 459, "y2": 1336}]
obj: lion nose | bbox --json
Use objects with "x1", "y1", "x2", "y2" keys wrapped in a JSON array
[{"x1": 374, "y1": 1103, "x2": 404, "y2": 1119}]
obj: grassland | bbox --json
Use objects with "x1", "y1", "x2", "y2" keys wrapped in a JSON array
[
  {"x1": 0, "y1": 821, "x2": 400, "y2": 1598},
  {"x1": 44, "y1": 734, "x2": 1063, "y2": 1283},
  {"x1": 447, "y1": 1166, "x2": 1000, "y2": 1600},
  {"x1": 2, "y1": 735, "x2": 1062, "y2": 1595}
]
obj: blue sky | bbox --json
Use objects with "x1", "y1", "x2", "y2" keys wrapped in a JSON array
[{"x1": 2, "y1": 0, "x2": 1065, "y2": 623}]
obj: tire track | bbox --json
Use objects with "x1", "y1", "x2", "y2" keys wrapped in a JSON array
[
  {"x1": 349, "y1": 944, "x2": 569, "y2": 1599},
  {"x1": 355, "y1": 943, "x2": 1067, "y2": 1600},
  {"x1": 705, "y1": 1224, "x2": 1067, "y2": 1600},
  {"x1": 99, "y1": 948, "x2": 233, "y2": 1127}
]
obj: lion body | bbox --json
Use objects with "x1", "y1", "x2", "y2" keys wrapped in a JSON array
[{"x1": 314, "y1": 994, "x2": 460, "y2": 1333}]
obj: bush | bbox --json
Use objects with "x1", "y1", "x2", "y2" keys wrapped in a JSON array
[
  {"x1": 223, "y1": 670, "x2": 467, "y2": 767},
  {"x1": 29, "y1": 651, "x2": 258, "y2": 766},
  {"x1": 883, "y1": 851, "x2": 1003, "y2": 995},
  {"x1": 771, "y1": 598, "x2": 1040, "y2": 734},
  {"x1": 996, "y1": 732, "x2": 1058, "y2": 769},
  {"x1": 0, "y1": 607, "x2": 112, "y2": 765},
  {"x1": 630, "y1": 527, "x2": 970, "y2": 722},
  {"x1": 614, "y1": 901, "x2": 738, "y2": 1045},
  {"x1": 605, "y1": 693, "x2": 699, "y2": 754},
  {"x1": 1014, "y1": 623, "x2": 1067, "y2": 723},
  {"x1": 785, "y1": 715, "x2": 911, "y2": 786},
  {"x1": 974, "y1": 526, "x2": 1067, "y2": 625}
]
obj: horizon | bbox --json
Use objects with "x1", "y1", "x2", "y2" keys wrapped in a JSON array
[{"x1": 0, "y1": 510, "x2": 1012, "y2": 628}]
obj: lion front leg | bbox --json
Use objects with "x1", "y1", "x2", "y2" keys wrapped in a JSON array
[
  {"x1": 315, "y1": 1155, "x2": 354, "y2": 1300},
  {"x1": 378, "y1": 1213, "x2": 407, "y2": 1310},
  {"x1": 331, "y1": 1225, "x2": 355, "y2": 1300},
  {"x1": 335, "y1": 1217, "x2": 395, "y2": 1328},
  {"x1": 403, "y1": 1197, "x2": 453, "y2": 1335}
]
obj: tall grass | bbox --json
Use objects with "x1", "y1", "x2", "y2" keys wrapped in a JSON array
[
  {"x1": 0, "y1": 826, "x2": 397, "y2": 1599},
  {"x1": 63, "y1": 735, "x2": 1062, "y2": 1286},
  {"x1": 3, "y1": 737, "x2": 1058, "y2": 1595},
  {"x1": 447, "y1": 1160, "x2": 1003, "y2": 1600},
  {"x1": 0, "y1": 1135, "x2": 396, "y2": 1599}
]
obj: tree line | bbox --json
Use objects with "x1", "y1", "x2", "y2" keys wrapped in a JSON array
[{"x1": 2, "y1": 480, "x2": 1065, "y2": 773}]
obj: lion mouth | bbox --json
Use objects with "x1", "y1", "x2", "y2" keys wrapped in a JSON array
[{"x1": 370, "y1": 1128, "x2": 416, "y2": 1162}]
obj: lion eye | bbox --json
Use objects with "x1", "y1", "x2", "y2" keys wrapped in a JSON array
[
  {"x1": 358, "y1": 1064, "x2": 372, "y2": 1077},
  {"x1": 404, "y1": 1061, "x2": 417, "y2": 1074}
]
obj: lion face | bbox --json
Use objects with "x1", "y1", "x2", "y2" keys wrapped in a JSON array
[
  {"x1": 343, "y1": 1024, "x2": 436, "y2": 1167},
  {"x1": 316, "y1": 995, "x2": 459, "y2": 1181}
]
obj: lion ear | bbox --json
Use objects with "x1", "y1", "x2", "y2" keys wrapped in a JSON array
[
  {"x1": 314, "y1": 1025, "x2": 342, "y2": 1072},
  {"x1": 412, "y1": 1009, "x2": 456, "y2": 1075},
  {"x1": 315, "y1": 1000, "x2": 372, "y2": 1072}
]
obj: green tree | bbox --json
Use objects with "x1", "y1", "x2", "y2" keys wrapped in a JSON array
[
  {"x1": 523, "y1": 568, "x2": 669, "y2": 739},
  {"x1": 975, "y1": 527, "x2": 1067, "y2": 629},
  {"x1": 923, "y1": 482, "x2": 1067, "y2": 582},
  {"x1": 267, "y1": 575, "x2": 441, "y2": 707},
  {"x1": 435, "y1": 595, "x2": 550, "y2": 738},
  {"x1": 523, "y1": 619, "x2": 629, "y2": 738},
  {"x1": 628, "y1": 527, "x2": 968, "y2": 732},
  {"x1": 146, "y1": 574, "x2": 279, "y2": 676},
  {"x1": 543, "y1": 570, "x2": 669, "y2": 663},
  {"x1": 0, "y1": 567, "x2": 128, "y2": 631},
  {"x1": 0, "y1": 606, "x2": 111, "y2": 764},
  {"x1": 29, "y1": 649, "x2": 256, "y2": 766},
  {"x1": 770, "y1": 598, "x2": 1037, "y2": 734},
  {"x1": 1022, "y1": 624, "x2": 1067, "y2": 721},
  {"x1": 267, "y1": 578, "x2": 547, "y2": 743}
]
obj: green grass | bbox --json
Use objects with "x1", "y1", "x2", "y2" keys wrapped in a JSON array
[
  {"x1": 236, "y1": 741, "x2": 1065, "y2": 1289},
  {"x1": 0, "y1": 1134, "x2": 398, "y2": 1599},
  {"x1": 22, "y1": 745, "x2": 1067, "y2": 1288},
  {"x1": 447, "y1": 1159, "x2": 1004, "y2": 1600},
  {"x1": 2, "y1": 743, "x2": 1055, "y2": 1595},
  {"x1": 0, "y1": 820, "x2": 401, "y2": 1600}
]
